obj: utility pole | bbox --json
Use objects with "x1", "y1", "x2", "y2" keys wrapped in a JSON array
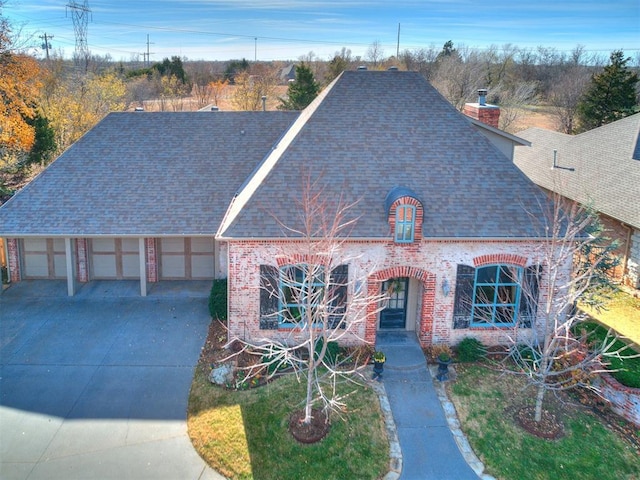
[
  {"x1": 141, "y1": 34, "x2": 154, "y2": 67},
  {"x1": 254, "y1": 37, "x2": 257, "y2": 62},
  {"x1": 66, "y1": 1, "x2": 91, "y2": 72},
  {"x1": 40, "y1": 33, "x2": 53, "y2": 60},
  {"x1": 396, "y1": 23, "x2": 400, "y2": 59}
]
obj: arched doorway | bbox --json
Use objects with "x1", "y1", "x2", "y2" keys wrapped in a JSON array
[{"x1": 365, "y1": 266, "x2": 436, "y2": 347}]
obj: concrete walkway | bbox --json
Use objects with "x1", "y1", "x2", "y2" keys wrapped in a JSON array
[
  {"x1": 0, "y1": 281, "x2": 223, "y2": 480},
  {"x1": 376, "y1": 331, "x2": 480, "y2": 480}
]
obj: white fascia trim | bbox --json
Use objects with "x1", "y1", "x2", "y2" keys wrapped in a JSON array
[{"x1": 217, "y1": 74, "x2": 343, "y2": 238}]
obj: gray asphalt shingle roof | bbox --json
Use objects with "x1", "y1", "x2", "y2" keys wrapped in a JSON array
[
  {"x1": 221, "y1": 70, "x2": 546, "y2": 239},
  {"x1": 0, "y1": 111, "x2": 298, "y2": 236},
  {"x1": 514, "y1": 113, "x2": 640, "y2": 229}
]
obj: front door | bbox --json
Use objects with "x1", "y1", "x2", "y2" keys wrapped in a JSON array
[{"x1": 380, "y1": 277, "x2": 409, "y2": 329}]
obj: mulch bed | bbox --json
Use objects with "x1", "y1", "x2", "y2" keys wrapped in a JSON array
[
  {"x1": 289, "y1": 408, "x2": 330, "y2": 444},
  {"x1": 514, "y1": 406, "x2": 565, "y2": 439}
]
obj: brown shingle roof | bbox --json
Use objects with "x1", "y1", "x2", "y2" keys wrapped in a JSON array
[
  {"x1": 514, "y1": 113, "x2": 640, "y2": 229},
  {"x1": 0, "y1": 111, "x2": 298, "y2": 236},
  {"x1": 221, "y1": 70, "x2": 546, "y2": 239}
]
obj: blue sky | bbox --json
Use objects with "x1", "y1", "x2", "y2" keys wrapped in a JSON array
[{"x1": 5, "y1": 0, "x2": 639, "y2": 62}]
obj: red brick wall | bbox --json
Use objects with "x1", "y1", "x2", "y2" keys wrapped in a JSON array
[
  {"x1": 463, "y1": 104, "x2": 500, "y2": 129},
  {"x1": 7, "y1": 239, "x2": 20, "y2": 283},
  {"x1": 145, "y1": 238, "x2": 158, "y2": 283},
  {"x1": 75, "y1": 239, "x2": 89, "y2": 282},
  {"x1": 226, "y1": 238, "x2": 548, "y2": 348},
  {"x1": 599, "y1": 372, "x2": 640, "y2": 426}
]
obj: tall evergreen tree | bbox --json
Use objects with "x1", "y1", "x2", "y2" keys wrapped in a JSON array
[
  {"x1": 577, "y1": 50, "x2": 639, "y2": 132},
  {"x1": 278, "y1": 63, "x2": 320, "y2": 110}
]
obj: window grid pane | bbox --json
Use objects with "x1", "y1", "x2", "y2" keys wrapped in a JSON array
[
  {"x1": 279, "y1": 265, "x2": 326, "y2": 326},
  {"x1": 471, "y1": 265, "x2": 522, "y2": 326},
  {"x1": 395, "y1": 205, "x2": 416, "y2": 243}
]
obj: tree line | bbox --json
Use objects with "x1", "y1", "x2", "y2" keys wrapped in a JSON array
[{"x1": 2, "y1": 1, "x2": 638, "y2": 202}]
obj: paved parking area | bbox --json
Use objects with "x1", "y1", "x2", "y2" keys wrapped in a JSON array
[{"x1": 0, "y1": 281, "x2": 223, "y2": 480}]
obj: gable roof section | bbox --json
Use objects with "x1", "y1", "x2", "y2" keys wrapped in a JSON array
[
  {"x1": 0, "y1": 111, "x2": 298, "y2": 236},
  {"x1": 514, "y1": 113, "x2": 640, "y2": 229},
  {"x1": 220, "y1": 70, "x2": 546, "y2": 239}
]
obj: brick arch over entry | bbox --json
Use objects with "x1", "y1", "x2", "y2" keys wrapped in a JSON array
[{"x1": 365, "y1": 266, "x2": 436, "y2": 347}]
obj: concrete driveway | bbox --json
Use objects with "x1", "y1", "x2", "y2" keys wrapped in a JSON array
[{"x1": 0, "y1": 281, "x2": 224, "y2": 480}]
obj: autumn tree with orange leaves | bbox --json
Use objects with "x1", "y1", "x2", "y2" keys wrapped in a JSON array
[{"x1": 0, "y1": 12, "x2": 42, "y2": 165}]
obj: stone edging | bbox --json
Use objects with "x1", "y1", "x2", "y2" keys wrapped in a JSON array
[
  {"x1": 428, "y1": 365, "x2": 496, "y2": 480},
  {"x1": 369, "y1": 364, "x2": 496, "y2": 480},
  {"x1": 368, "y1": 375, "x2": 403, "y2": 480}
]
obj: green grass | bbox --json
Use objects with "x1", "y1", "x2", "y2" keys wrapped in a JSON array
[
  {"x1": 581, "y1": 290, "x2": 640, "y2": 345},
  {"x1": 449, "y1": 365, "x2": 640, "y2": 480},
  {"x1": 188, "y1": 365, "x2": 388, "y2": 480},
  {"x1": 581, "y1": 321, "x2": 640, "y2": 388}
]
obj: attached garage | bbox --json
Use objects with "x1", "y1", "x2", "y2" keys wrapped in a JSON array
[
  {"x1": 158, "y1": 237, "x2": 214, "y2": 280},
  {"x1": 89, "y1": 238, "x2": 140, "y2": 279},
  {"x1": 22, "y1": 238, "x2": 66, "y2": 279}
]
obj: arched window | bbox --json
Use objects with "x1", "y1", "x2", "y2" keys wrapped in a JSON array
[
  {"x1": 385, "y1": 186, "x2": 423, "y2": 244},
  {"x1": 470, "y1": 265, "x2": 522, "y2": 326},
  {"x1": 395, "y1": 205, "x2": 416, "y2": 243}
]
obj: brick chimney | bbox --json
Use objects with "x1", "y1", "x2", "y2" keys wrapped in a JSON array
[{"x1": 463, "y1": 89, "x2": 500, "y2": 128}]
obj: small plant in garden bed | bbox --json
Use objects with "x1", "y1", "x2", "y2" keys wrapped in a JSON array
[
  {"x1": 455, "y1": 337, "x2": 486, "y2": 362},
  {"x1": 428, "y1": 344, "x2": 453, "y2": 363}
]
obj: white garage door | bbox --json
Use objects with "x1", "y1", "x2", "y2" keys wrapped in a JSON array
[
  {"x1": 22, "y1": 238, "x2": 66, "y2": 279},
  {"x1": 90, "y1": 238, "x2": 140, "y2": 279},
  {"x1": 159, "y1": 237, "x2": 214, "y2": 280}
]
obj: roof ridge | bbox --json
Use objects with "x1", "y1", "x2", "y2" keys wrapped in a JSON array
[{"x1": 216, "y1": 73, "x2": 344, "y2": 237}]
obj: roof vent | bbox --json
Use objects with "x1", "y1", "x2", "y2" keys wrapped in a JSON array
[
  {"x1": 387, "y1": 66, "x2": 398, "y2": 71},
  {"x1": 134, "y1": 107, "x2": 144, "y2": 112},
  {"x1": 357, "y1": 65, "x2": 368, "y2": 71},
  {"x1": 477, "y1": 89, "x2": 488, "y2": 106}
]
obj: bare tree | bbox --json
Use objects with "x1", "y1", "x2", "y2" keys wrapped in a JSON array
[
  {"x1": 431, "y1": 48, "x2": 484, "y2": 110},
  {"x1": 476, "y1": 194, "x2": 635, "y2": 423},
  {"x1": 225, "y1": 176, "x2": 386, "y2": 427},
  {"x1": 366, "y1": 40, "x2": 385, "y2": 68},
  {"x1": 489, "y1": 81, "x2": 539, "y2": 132},
  {"x1": 549, "y1": 66, "x2": 590, "y2": 133}
]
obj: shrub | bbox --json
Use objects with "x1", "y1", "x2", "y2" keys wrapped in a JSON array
[
  {"x1": 208, "y1": 279, "x2": 228, "y2": 320},
  {"x1": 314, "y1": 338, "x2": 341, "y2": 365},
  {"x1": 456, "y1": 337, "x2": 486, "y2": 362}
]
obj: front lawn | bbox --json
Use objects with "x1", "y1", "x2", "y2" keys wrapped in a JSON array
[
  {"x1": 448, "y1": 364, "x2": 640, "y2": 480},
  {"x1": 581, "y1": 289, "x2": 640, "y2": 345},
  {"x1": 187, "y1": 323, "x2": 388, "y2": 480}
]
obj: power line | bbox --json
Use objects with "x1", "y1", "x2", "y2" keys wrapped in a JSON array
[
  {"x1": 39, "y1": 33, "x2": 54, "y2": 60},
  {"x1": 66, "y1": 1, "x2": 92, "y2": 71}
]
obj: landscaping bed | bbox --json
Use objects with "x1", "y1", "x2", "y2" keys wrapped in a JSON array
[
  {"x1": 187, "y1": 320, "x2": 389, "y2": 480},
  {"x1": 447, "y1": 363, "x2": 640, "y2": 480}
]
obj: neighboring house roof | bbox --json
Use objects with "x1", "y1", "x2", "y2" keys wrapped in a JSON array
[
  {"x1": 280, "y1": 64, "x2": 296, "y2": 82},
  {"x1": 0, "y1": 111, "x2": 298, "y2": 236},
  {"x1": 221, "y1": 70, "x2": 545, "y2": 239},
  {"x1": 514, "y1": 113, "x2": 640, "y2": 230}
]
